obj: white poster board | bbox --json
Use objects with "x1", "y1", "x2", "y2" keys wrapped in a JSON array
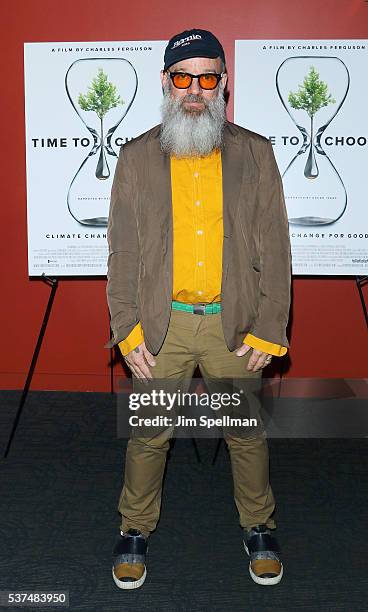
[
  {"x1": 24, "y1": 41, "x2": 166, "y2": 276},
  {"x1": 235, "y1": 40, "x2": 368, "y2": 275}
]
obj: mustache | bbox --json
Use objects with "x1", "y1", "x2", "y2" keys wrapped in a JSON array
[{"x1": 180, "y1": 93, "x2": 208, "y2": 105}]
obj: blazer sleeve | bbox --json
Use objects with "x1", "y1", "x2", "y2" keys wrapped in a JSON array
[
  {"x1": 249, "y1": 139, "x2": 292, "y2": 348},
  {"x1": 105, "y1": 145, "x2": 140, "y2": 348}
]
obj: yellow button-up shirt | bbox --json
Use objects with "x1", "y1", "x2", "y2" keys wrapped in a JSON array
[{"x1": 119, "y1": 150, "x2": 287, "y2": 357}]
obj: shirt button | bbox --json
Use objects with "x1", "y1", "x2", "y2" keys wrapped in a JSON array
[
  {"x1": 197, "y1": 290, "x2": 203, "y2": 296},
  {"x1": 197, "y1": 229, "x2": 203, "y2": 235},
  {"x1": 195, "y1": 200, "x2": 201, "y2": 206},
  {"x1": 194, "y1": 172, "x2": 199, "y2": 178},
  {"x1": 198, "y1": 261, "x2": 204, "y2": 266}
]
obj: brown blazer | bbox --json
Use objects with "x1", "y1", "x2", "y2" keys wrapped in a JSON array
[{"x1": 106, "y1": 121, "x2": 291, "y2": 354}]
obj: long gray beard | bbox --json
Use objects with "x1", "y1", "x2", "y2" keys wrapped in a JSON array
[{"x1": 159, "y1": 83, "x2": 226, "y2": 157}]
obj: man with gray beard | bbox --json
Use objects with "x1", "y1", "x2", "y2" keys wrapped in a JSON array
[
  {"x1": 160, "y1": 78, "x2": 226, "y2": 157},
  {"x1": 107, "y1": 29, "x2": 291, "y2": 590}
]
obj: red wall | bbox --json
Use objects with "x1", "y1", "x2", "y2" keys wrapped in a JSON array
[{"x1": 1, "y1": 0, "x2": 367, "y2": 391}]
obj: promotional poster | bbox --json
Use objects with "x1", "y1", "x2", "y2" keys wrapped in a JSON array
[
  {"x1": 24, "y1": 41, "x2": 166, "y2": 276},
  {"x1": 235, "y1": 39, "x2": 368, "y2": 275}
]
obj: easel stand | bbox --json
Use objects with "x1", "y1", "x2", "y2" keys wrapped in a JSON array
[
  {"x1": 2, "y1": 274, "x2": 197, "y2": 462},
  {"x1": 3, "y1": 274, "x2": 117, "y2": 459},
  {"x1": 211, "y1": 276, "x2": 368, "y2": 465},
  {"x1": 3, "y1": 275, "x2": 59, "y2": 458},
  {"x1": 356, "y1": 276, "x2": 368, "y2": 327}
]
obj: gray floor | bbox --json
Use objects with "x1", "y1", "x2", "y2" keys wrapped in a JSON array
[{"x1": 0, "y1": 390, "x2": 367, "y2": 612}]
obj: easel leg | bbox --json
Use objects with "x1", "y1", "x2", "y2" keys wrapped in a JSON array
[
  {"x1": 3, "y1": 275, "x2": 58, "y2": 459},
  {"x1": 191, "y1": 438, "x2": 201, "y2": 463},
  {"x1": 356, "y1": 276, "x2": 368, "y2": 327},
  {"x1": 212, "y1": 438, "x2": 223, "y2": 465},
  {"x1": 110, "y1": 348, "x2": 114, "y2": 394},
  {"x1": 212, "y1": 360, "x2": 285, "y2": 465}
]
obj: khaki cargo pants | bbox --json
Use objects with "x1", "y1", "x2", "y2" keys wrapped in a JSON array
[{"x1": 118, "y1": 309, "x2": 276, "y2": 537}]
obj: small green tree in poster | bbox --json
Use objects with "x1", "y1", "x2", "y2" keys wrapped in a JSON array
[
  {"x1": 79, "y1": 67, "x2": 124, "y2": 120},
  {"x1": 288, "y1": 65, "x2": 336, "y2": 118},
  {"x1": 78, "y1": 69, "x2": 124, "y2": 179},
  {"x1": 288, "y1": 66, "x2": 336, "y2": 178}
]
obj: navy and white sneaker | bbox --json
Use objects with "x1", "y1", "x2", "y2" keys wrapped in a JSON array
[
  {"x1": 112, "y1": 529, "x2": 148, "y2": 590},
  {"x1": 243, "y1": 524, "x2": 283, "y2": 585}
]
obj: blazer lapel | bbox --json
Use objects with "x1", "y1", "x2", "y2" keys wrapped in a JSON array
[
  {"x1": 147, "y1": 130, "x2": 172, "y2": 242},
  {"x1": 222, "y1": 122, "x2": 244, "y2": 239},
  {"x1": 147, "y1": 130, "x2": 173, "y2": 300},
  {"x1": 221, "y1": 123, "x2": 245, "y2": 286}
]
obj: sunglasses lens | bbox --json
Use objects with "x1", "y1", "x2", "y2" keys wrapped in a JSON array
[
  {"x1": 172, "y1": 73, "x2": 192, "y2": 88},
  {"x1": 170, "y1": 72, "x2": 221, "y2": 90},
  {"x1": 198, "y1": 74, "x2": 219, "y2": 90}
]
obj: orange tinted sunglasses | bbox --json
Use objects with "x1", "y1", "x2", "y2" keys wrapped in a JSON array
[{"x1": 168, "y1": 71, "x2": 224, "y2": 90}]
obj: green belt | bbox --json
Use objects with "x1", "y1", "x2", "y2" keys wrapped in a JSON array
[{"x1": 171, "y1": 300, "x2": 222, "y2": 315}]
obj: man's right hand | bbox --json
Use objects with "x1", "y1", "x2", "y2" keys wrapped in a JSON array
[{"x1": 124, "y1": 341, "x2": 156, "y2": 383}]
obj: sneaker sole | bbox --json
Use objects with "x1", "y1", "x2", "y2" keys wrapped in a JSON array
[
  {"x1": 112, "y1": 566, "x2": 147, "y2": 590},
  {"x1": 243, "y1": 542, "x2": 283, "y2": 586}
]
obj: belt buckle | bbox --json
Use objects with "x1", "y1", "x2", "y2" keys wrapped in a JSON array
[{"x1": 193, "y1": 303, "x2": 206, "y2": 315}]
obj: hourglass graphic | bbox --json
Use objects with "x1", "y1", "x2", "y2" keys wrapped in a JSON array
[
  {"x1": 276, "y1": 56, "x2": 349, "y2": 225},
  {"x1": 65, "y1": 58, "x2": 138, "y2": 226}
]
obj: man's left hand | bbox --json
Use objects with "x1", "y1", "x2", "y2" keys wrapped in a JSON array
[{"x1": 235, "y1": 344, "x2": 272, "y2": 372}]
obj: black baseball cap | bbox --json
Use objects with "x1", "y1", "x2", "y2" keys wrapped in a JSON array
[{"x1": 163, "y1": 29, "x2": 226, "y2": 71}]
